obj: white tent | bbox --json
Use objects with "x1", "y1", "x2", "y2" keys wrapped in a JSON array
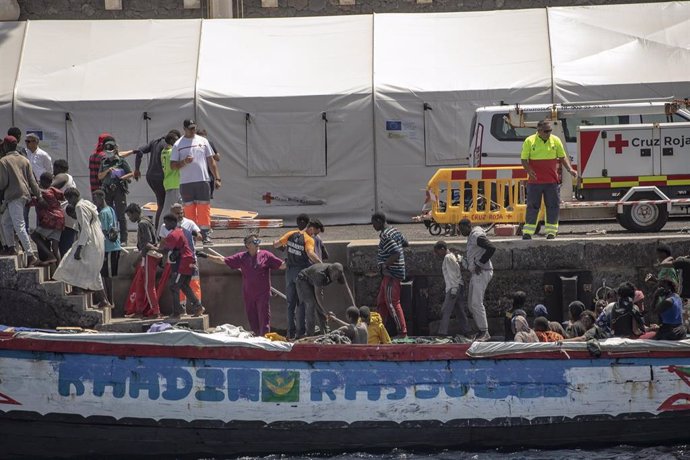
[
  {"x1": 197, "y1": 16, "x2": 375, "y2": 224},
  {"x1": 13, "y1": 19, "x2": 201, "y2": 205},
  {"x1": 0, "y1": 22, "x2": 25, "y2": 131},
  {"x1": 2, "y1": 3, "x2": 689, "y2": 224},
  {"x1": 373, "y1": 10, "x2": 553, "y2": 221},
  {"x1": 549, "y1": 2, "x2": 690, "y2": 102}
]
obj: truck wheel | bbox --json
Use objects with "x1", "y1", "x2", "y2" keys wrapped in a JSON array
[{"x1": 617, "y1": 193, "x2": 669, "y2": 233}]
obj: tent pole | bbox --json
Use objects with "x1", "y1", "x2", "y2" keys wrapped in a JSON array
[
  {"x1": 143, "y1": 111, "x2": 151, "y2": 143},
  {"x1": 64, "y1": 112, "x2": 71, "y2": 164},
  {"x1": 371, "y1": 14, "x2": 379, "y2": 213},
  {"x1": 11, "y1": 20, "x2": 30, "y2": 127},
  {"x1": 193, "y1": 19, "x2": 203, "y2": 122},
  {"x1": 546, "y1": 6, "x2": 555, "y2": 104}
]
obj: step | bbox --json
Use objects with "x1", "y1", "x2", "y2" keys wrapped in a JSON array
[
  {"x1": 64, "y1": 293, "x2": 90, "y2": 311},
  {"x1": 97, "y1": 315, "x2": 209, "y2": 333},
  {"x1": 42, "y1": 280, "x2": 67, "y2": 297}
]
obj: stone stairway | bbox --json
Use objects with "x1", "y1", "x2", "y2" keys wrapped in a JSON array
[
  {"x1": 0, "y1": 254, "x2": 208, "y2": 332},
  {"x1": 0, "y1": 255, "x2": 105, "y2": 329}
]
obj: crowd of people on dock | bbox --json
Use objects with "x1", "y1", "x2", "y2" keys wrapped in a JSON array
[
  {"x1": 1, "y1": 119, "x2": 688, "y2": 344},
  {"x1": 0, "y1": 120, "x2": 220, "y2": 317}
]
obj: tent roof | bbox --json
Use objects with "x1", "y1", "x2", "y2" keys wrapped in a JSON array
[
  {"x1": 197, "y1": 16, "x2": 372, "y2": 99},
  {"x1": 374, "y1": 10, "x2": 552, "y2": 94},
  {"x1": 15, "y1": 19, "x2": 200, "y2": 103},
  {"x1": 550, "y1": 2, "x2": 690, "y2": 88}
]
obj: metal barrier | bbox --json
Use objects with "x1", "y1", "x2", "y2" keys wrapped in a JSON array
[{"x1": 426, "y1": 167, "x2": 529, "y2": 225}]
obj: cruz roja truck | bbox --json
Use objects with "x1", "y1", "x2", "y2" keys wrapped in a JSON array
[{"x1": 466, "y1": 99, "x2": 690, "y2": 232}]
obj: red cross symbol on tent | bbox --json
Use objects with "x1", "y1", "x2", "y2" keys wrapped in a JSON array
[
  {"x1": 262, "y1": 192, "x2": 273, "y2": 204},
  {"x1": 608, "y1": 133, "x2": 629, "y2": 154}
]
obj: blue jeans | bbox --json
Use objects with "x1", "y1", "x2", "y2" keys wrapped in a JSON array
[{"x1": 1, "y1": 198, "x2": 33, "y2": 256}]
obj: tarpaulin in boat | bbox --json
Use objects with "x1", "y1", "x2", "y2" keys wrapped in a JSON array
[
  {"x1": 467, "y1": 338, "x2": 690, "y2": 359},
  {"x1": 10, "y1": 327, "x2": 293, "y2": 352}
]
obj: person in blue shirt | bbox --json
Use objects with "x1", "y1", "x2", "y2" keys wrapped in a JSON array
[{"x1": 93, "y1": 189, "x2": 121, "y2": 308}]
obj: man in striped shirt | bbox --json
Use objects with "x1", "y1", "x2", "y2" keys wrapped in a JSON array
[{"x1": 372, "y1": 212, "x2": 408, "y2": 338}]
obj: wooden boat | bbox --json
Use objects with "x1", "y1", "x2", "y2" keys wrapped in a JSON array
[{"x1": 1, "y1": 329, "x2": 690, "y2": 458}]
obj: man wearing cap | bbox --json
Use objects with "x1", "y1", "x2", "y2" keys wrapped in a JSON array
[
  {"x1": 170, "y1": 119, "x2": 220, "y2": 246},
  {"x1": 520, "y1": 119, "x2": 577, "y2": 240},
  {"x1": 207, "y1": 234, "x2": 286, "y2": 336},
  {"x1": 0, "y1": 135, "x2": 40, "y2": 265},
  {"x1": 98, "y1": 138, "x2": 133, "y2": 244},
  {"x1": 120, "y1": 129, "x2": 181, "y2": 230},
  {"x1": 1, "y1": 127, "x2": 27, "y2": 158},
  {"x1": 297, "y1": 262, "x2": 346, "y2": 337},
  {"x1": 533, "y1": 303, "x2": 567, "y2": 336}
]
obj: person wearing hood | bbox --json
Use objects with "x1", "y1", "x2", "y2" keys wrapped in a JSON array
[
  {"x1": 53, "y1": 187, "x2": 109, "y2": 307},
  {"x1": 511, "y1": 315, "x2": 539, "y2": 343},
  {"x1": 297, "y1": 262, "x2": 346, "y2": 337},
  {"x1": 89, "y1": 133, "x2": 113, "y2": 195},
  {"x1": 359, "y1": 306, "x2": 391, "y2": 344},
  {"x1": 97, "y1": 138, "x2": 133, "y2": 244},
  {"x1": 610, "y1": 281, "x2": 645, "y2": 338}
]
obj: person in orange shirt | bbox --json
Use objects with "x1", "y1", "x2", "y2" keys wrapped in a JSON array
[{"x1": 273, "y1": 219, "x2": 323, "y2": 339}]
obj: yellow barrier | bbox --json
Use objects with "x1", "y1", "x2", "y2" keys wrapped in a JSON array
[{"x1": 426, "y1": 167, "x2": 529, "y2": 226}]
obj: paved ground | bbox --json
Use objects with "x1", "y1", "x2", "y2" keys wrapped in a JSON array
[{"x1": 205, "y1": 216, "x2": 690, "y2": 245}]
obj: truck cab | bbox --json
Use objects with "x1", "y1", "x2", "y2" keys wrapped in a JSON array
[{"x1": 469, "y1": 101, "x2": 690, "y2": 167}]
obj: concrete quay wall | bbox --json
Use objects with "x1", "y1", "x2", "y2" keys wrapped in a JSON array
[
  {"x1": 347, "y1": 235, "x2": 690, "y2": 336},
  {"x1": 104, "y1": 235, "x2": 690, "y2": 336}
]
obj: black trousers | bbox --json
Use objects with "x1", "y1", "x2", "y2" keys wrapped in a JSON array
[
  {"x1": 147, "y1": 175, "x2": 166, "y2": 230},
  {"x1": 105, "y1": 186, "x2": 128, "y2": 245}
]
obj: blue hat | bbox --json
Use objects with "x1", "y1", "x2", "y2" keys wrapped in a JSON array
[{"x1": 534, "y1": 304, "x2": 548, "y2": 318}]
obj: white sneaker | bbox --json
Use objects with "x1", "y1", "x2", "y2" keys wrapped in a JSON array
[{"x1": 474, "y1": 331, "x2": 491, "y2": 342}]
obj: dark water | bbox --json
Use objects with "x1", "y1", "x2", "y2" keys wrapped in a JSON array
[{"x1": 207, "y1": 446, "x2": 690, "y2": 460}]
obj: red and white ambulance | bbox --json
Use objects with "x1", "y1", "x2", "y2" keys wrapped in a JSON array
[{"x1": 467, "y1": 100, "x2": 690, "y2": 232}]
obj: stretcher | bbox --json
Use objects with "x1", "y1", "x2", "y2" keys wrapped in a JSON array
[{"x1": 142, "y1": 202, "x2": 283, "y2": 229}]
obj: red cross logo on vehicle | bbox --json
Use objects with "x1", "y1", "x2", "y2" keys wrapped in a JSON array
[
  {"x1": 262, "y1": 192, "x2": 273, "y2": 204},
  {"x1": 608, "y1": 133, "x2": 629, "y2": 154}
]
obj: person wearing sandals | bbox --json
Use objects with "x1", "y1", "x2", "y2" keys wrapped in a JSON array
[{"x1": 53, "y1": 187, "x2": 109, "y2": 308}]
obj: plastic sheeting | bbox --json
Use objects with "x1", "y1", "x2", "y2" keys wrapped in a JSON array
[
  {"x1": 373, "y1": 10, "x2": 553, "y2": 220},
  {"x1": 14, "y1": 327, "x2": 293, "y2": 351},
  {"x1": 13, "y1": 19, "x2": 201, "y2": 205},
  {"x1": 466, "y1": 338, "x2": 690, "y2": 359},
  {"x1": 197, "y1": 16, "x2": 375, "y2": 224}
]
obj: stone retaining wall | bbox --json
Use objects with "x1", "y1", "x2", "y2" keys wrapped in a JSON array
[{"x1": 348, "y1": 235, "x2": 690, "y2": 335}]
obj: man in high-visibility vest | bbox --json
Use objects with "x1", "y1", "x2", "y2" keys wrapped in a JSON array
[{"x1": 520, "y1": 119, "x2": 577, "y2": 240}]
